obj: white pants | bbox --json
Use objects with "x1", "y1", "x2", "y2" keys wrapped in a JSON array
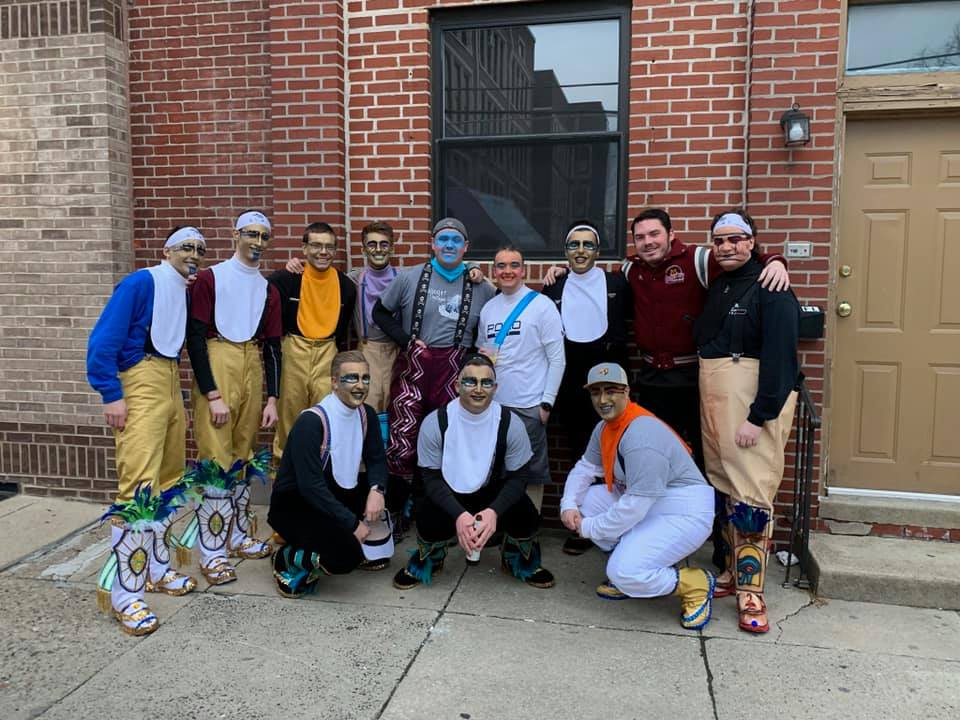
[{"x1": 580, "y1": 483, "x2": 714, "y2": 598}]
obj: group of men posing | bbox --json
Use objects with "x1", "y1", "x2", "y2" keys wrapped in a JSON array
[{"x1": 87, "y1": 207, "x2": 794, "y2": 638}]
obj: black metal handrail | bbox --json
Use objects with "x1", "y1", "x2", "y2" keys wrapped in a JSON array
[{"x1": 782, "y1": 377, "x2": 821, "y2": 589}]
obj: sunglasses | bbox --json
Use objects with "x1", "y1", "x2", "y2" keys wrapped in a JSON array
[
  {"x1": 494, "y1": 261, "x2": 522, "y2": 270},
  {"x1": 460, "y1": 376, "x2": 495, "y2": 389},
  {"x1": 239, "y1": 229, "x2": 272, "y2": 242},
  {"x1": 565, "y1": 240, "x2": 597, "y2": 252},
  {"x1": 712, "y1": 234, "x2": 750, "y2": 247},
  {"x1": 172, "y1": 243, "x2": 206, "y2": 256},
  {"x1": 339, "y1": 373, "x2": 371, "y2": 385}
]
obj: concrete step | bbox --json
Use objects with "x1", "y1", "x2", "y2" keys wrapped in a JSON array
[
  {"x1": 809, "y1": 532, "x2": 960, "y2": 610},
  {"x1": 819, "y1": 494, "x2": 960, "y2": 536}
]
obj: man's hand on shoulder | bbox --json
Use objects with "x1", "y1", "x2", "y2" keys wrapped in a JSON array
[
  {"x1": 758, "y1": 259, "x2": 789, "y2": 292},
  {"x1": 103, "y1": 399, "x2": 127, "y2": 430},
  {"x1": 542, "y1": 265, "x2": 568, "y2": 287},
  {"x1": 285, "y1": 257, "x2": 305, "y2": 274}
]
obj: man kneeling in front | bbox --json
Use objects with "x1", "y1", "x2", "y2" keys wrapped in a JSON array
[
  {"x1": 393, "y1": 354, "x2": 554, "y2": 590},
  {"x1": 560, "y1": 363, "x2": 716, "y2": 629},
  {"x1": 268, "y1": 350, "x2": 392, "y2": 597}
]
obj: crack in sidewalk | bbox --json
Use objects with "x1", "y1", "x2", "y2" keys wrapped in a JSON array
[
  {"x1": 373, "y1": 563, "x2": 469, "y2": 719},
  {"x1": 699, "y1": 635, "x2": 719, "y2": 720}
]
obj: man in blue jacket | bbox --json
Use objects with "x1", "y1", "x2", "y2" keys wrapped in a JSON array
[{"x1": 86, "y1": 226, "x2": 205, "y2": 635}]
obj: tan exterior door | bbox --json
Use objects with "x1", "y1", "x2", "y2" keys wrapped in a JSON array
[{"x1": 831, "y1": 116, "x2": 960, "y2": 496}]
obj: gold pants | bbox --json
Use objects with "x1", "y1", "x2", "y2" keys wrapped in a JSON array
[
  {"x1": 193, "y1": 339, "x2": 263, "y2": 470},
  {"x1": 114, "y1": 356, "x2": 185, "y2": 502},
  {"x1": 274, "y1": 334, "x2": 337, "y2": 458},
  {"x1": 699, "y1": 357, "x2": 797, "y2": 510},
  {"x1": 360, "y1": 339, "x2": 399, "y2": 413}
]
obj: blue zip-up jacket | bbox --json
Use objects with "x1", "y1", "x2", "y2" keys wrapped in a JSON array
[{"x1": 87, "y1": 269, "x2": 176, "y2": 404}]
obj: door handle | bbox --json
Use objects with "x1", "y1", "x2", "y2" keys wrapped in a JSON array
[{"x1": 837, "y1": 301, "x2": 852, "y2": 318}]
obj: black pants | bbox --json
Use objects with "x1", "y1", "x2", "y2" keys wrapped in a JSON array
[
  {"x1": 632, "y1": 364, "x2": 704, "y2": 471},
  {"x1": 557, "y1": 339, "x2": 629, "y2": 460},
  {"x1": 634, "y1": 364, "x2": 728, "y2": 568},
  {"x1": 268, "y1": 487, "x2": 365, "y2": 574},
  {"x1": 416, "y1": 484, "x2": 540, "y2": 544}
]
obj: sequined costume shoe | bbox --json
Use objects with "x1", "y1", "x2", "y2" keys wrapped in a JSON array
[
  {"x1": 674, "y1": 567, "x2": 715, "y2": 630},
  {"x1": 595, "y1": 579, "x2": 629, "y2": 600},
  {"x1": 106, "y1": 522, "x2": 160, "y2": 636},
  {"x1": 393, "y1": 536, "x2": 446, "y2": 589},
  {"x1": 145, "y1": 515, "x2": 196, "y2": 596},
  {"x1": 226, "y1": 481, "x2": 272, "y2": 560},
  {"x1": 197, "y1": 490, "x2": 237, "y2": 585},
  {"x1": 500, "y1": 534, "x2": 555, "y2": 589}
]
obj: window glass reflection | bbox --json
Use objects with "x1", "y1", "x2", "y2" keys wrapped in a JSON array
[
  {"x1": 443, "y1": 19, "x2": 619, "y2": 137},
  {"x1": 847, "y1": 1, "x2": 960, "y2": 74},
  {"x1": 442, "y1": 140, "x2": 619, "y2": 253}
]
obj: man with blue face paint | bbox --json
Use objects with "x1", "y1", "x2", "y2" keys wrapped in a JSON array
[{"x1": 373, "y1": 217, "x2": 496, "y2": 520}]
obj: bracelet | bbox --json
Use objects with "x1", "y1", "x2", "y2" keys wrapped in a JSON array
[{"x1": 207, "y1": 392, "x2": 221, "y2": 401}]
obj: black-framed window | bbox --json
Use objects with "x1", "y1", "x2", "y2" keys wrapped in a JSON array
[{"x1": 431, "y1": 1, "x2": 630, "y2": 259}]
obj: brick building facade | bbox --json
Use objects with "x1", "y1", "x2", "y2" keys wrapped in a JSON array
[{"x1": 6, "y1": 1, "x2": 955, "y2": 542}]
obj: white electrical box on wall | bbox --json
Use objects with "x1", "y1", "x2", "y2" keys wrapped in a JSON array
[{"x1": 785, "y1": 241, "x2": 813, "y2": 258}]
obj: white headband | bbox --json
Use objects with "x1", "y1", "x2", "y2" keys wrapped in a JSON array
[
  {"x1": 164, "y1": 226, "x2": 204, "y2": 248},
  {"x1": 235, "y1": 211, "x2": 271, "y2": 231},
  {"x1": 565, "y1": 224, "x2": 600, "y2": 244},
  {"x1": 713, "y1": 213, "x2": 753, "y2": 236}
]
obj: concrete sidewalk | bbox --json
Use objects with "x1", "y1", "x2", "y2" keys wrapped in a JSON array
[{"x1": 1, "y1": 497, "x2": 958, "y2": 720}]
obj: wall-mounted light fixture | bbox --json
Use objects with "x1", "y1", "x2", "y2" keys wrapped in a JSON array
[{"x1": 779, "y1": 103, "x2": 811, "y2": 147}]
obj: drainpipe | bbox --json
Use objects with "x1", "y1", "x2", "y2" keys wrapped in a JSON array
[{"x1": 741, "y1": 0, "x2": 756, "y2": 207}]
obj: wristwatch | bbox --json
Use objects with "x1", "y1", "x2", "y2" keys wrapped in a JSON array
[
  {"x1": 540, "y1": 402, "x2": 553, "y2": 412},
  {"x1": 370, "y1": 484, "x2": 385, "y2": 495}
]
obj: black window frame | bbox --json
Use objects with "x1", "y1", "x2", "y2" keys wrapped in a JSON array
[{"x1": 430, "y1": 0, "x2": 631, "y2": 261}]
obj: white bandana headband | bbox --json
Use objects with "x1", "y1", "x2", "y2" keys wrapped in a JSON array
[
  {"x1": 235, "y1": 211, "x2": 271, "y2": 230},
  {"x1": 565, "y1": 224, "x2": 600, "y2": 244},
  {"x1": 164, "y1": 226, "x2": 204, "y2": 248},
  {"x1": 713, "y1": 213, "x2": 753, "y2": 236}
]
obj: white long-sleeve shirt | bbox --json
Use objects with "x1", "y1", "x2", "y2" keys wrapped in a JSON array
[{"x1": 478, "y1": 285, "x2": 566, "y2": 408}]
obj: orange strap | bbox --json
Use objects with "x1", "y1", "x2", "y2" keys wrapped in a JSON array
[{"x1": 600, "y1": 402, "x2": 692, "y2": 491}]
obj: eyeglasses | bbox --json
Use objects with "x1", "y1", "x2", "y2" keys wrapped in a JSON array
[
  {"x1": 239, "y1": 229, "x2": 272, "y2": 242},
  {"x1": 365, "y1": 240, "x2": 391, "y2": 251},
  {"x1": 712, "y1": 234, "x2": 750, "y2": 247},
  {"x1": 588, "y1": 386, "x2": 628, "y2": 399},
  {"x1": 173, "y1": 243, "x2": 206, "y2": 256},
  {"x1": 306, "y1": 242, "x2": 336, "y2": 253},
  {"x1": 460, "y1": 376, "x2": 495, "y2": 389},
  {"x1": 339, "y1": 373, "x2": 371, "y2": 385},
  {"x1": 565, "y1": 240, "x2": 597, "y2": 252},
  {"x1": 435, "y1": 232, "x2": 465, "y2": 246},
  {"x1": 494, "y1": 261, "x2": 522, "y2": 270}
]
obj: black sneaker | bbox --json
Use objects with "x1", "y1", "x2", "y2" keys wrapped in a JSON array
[
  {"x1": 392, "y1": 567, "x2": 421, "y2": 590},
  {"x1": 358, "y1": 557, "x2": 390, "y2": 572},
  {"x1": 524, "y1": 566, "x2": 555, "y2": 589},
  {"x1": 561, "y1": 535, "x2": 594, "y2": 556}
]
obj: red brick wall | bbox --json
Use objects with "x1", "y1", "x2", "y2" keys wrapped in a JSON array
[{"x1": 36, "y1": 0, "x2": 835, "y2": 533}]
